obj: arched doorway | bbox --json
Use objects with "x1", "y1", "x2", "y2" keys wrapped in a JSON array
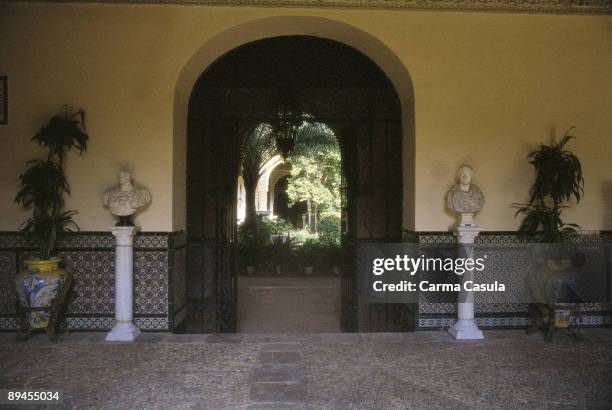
[
  {"x1": 185, "y1": 35, "x2": 410, "y2": 333},
  {"x1": 272, "y1": 175, "x2": 300, "y2": 225}
]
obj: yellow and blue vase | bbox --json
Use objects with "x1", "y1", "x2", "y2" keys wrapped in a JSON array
[{"x1": 15, "y1": 258, "x2": 66, "y2": 329}]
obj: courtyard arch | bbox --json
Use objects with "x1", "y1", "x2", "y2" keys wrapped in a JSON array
[
  {"x1": 175, "y1": 18, "x2": 416, "y2": 333},
  {"x1": 173, "y1": 16, "x2": 416, "y2": 231}
]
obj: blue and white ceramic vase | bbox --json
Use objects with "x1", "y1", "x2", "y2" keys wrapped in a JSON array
[{"x1": 15, "y1": 258, "x2": 66, "y2": 328}]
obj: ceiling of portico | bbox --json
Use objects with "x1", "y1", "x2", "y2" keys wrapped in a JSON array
[
  {"x1": 189, "y1": 36, "x2": 402, "y2": 123},
  {"x1": 14, "y1": 0, "x2": 612, "y2": 14}
]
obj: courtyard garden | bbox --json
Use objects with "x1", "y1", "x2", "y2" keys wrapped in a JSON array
[
  {"x1": 238, "y1": 215, "x2": 342, "y2": 275},
  {"x1": 238, "y1": 120, "x2": 343, "y2": 276}
]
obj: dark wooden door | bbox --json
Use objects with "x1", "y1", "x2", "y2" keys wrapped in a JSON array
[
  {"x1": 214, "y1": 124, "x2": 240, "y2": 332},
  {"x1": 338, "y1": 121, "x2": 412, "y2": 332},
  {"x1": 186, "y1": 119, "x2": 240, "y2": 333},
  {"x1": 339, "y1": 125, "x2": 359, "y2": 332}
]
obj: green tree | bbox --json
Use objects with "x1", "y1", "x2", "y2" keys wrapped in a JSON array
[{"x1": 286, "y1": 127, "x2": 341, "y2": 232}]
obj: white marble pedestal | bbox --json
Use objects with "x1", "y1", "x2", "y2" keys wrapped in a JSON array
[
  {"x1": 106, "y1": 226, "x2": 141, "y2": 342},
  {"x1": 448, "y1": 225, "x2": 484, "y2": 340}
]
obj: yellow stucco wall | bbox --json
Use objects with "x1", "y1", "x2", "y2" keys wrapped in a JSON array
[{"x1": 0, "y1": 3, "x2": 610, "y2": 232}]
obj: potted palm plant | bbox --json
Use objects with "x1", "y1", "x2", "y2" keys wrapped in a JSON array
[
  {"x1": 298, "y1": 239, "x2": 324, "y2": 274},
  {"x1": 14, "y1": 105, "x2": 88, "y2": 338},
  {"x1": 513, "y1": 127, "x2": 584, "y2": 334},
  {"x1": 513, "y1": 127, "x2": 583, "y2": 242},
  {"x1": 265, "y1": 235, "x2": 296, "y2": 275}
]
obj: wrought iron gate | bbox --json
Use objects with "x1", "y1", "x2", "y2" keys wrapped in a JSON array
[
  {"x1": 186, "y1": 119, "x2": 241, "y2": 333},
  {"x1": 185, "y1": 36, "x2": 411, "y2": 333}
]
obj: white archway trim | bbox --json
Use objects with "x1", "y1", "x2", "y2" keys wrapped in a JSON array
[
  {"x1": 256, "y1": 155, "x2": 285, "y2": 215},
  {"x1": 267, "y1": 162, "x2": 292, "y2": 219}
]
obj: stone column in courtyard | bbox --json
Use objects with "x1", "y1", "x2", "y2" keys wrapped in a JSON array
[
  {"x1": 106, "y1": 226, "x2": 141, "y2": 341},
  {"x1": 103, "y1": 171, "x2": 151, "y2": 342},
  {"x1": 449, "y1": 226, "x2": 484, "y2": 339},
  {"x1": 446, "y1": 165, "x2": 485, "y2": 340}
]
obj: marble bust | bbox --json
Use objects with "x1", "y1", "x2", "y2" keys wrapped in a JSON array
[
  {"x1": 446, "y1": 165, "x2": 485, "y2": 225},
  {"x1": 103, "y1": 171, "x2": 151, "y2": 226}
]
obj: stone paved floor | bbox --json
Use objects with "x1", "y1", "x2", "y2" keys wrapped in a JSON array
[
  {"x1": 1, "y1": 329, "x2": 611, "y2": 409},
  {"x1": 237, "y1": 276, "x2": 341, "y2": 333}
]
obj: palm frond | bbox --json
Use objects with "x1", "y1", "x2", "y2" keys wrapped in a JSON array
[
  {"x1": 289, "y1": 122, "x2": 338, "y2": 158},
  {"x1": 15, "y1": 105, "x2": 87, "y2": 258},
  {"x1": 527, "y1": 127, "x2": 583, "y2": 205},
  {"x1": 32, "y1": 105, "x2": 89, "y2": 163},
  {"x1": 240, "y1": 123, "x2": 277, "y2": 180},
  {"x1": 515, "y1": 127, "x2": 583, "y2": 243},
  {"x1": 14, "y1": 160, "x2": 69, "y2": 214}
]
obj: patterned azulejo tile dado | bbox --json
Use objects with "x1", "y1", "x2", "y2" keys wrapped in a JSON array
[
  {"x1": 14, "y1": 249, "x2": 169, "y2": 316},
  {"x1": 62, "y1": 316, "x2": 169, "y2": 331},
  {"x1": 0, "y1": 232, "x2": 176, "y2": 331},
  {"x1": 417, "y1": 232, "x2": 611, "y2": 327},
  {"x1": 0, "y1": 234, "x2": 36, "y2": 249},
  {"x1": 134, "y1": 235, "x2": 168, "y2": 249},
  {"x1": 60, "y1": 234, "x2": 114, "y2": 249},
  {"x1": 1, "y1": 231, "x2": 607, "y2": 331},
  {"x1": 136, "y1": 317, "x2": 169, "y2": 330},
  {"x1": 0, "y1": 251, "x2": 17, "y2": 315},
  {"x1": 59, "y1": 233, "x2": 169, "y2": 249},
  {"x1": 60, "y1": 251, "x2": 115, "y2": 314},
  {"x1": 134, "y1": 251, "x2": 168, "y2": 315},
  {"x1": 0, "y1": 318, "x2": 17, "y2": 329},
  {"x1": 0, "y1": 231, "x2": 171, "y2": 250}
]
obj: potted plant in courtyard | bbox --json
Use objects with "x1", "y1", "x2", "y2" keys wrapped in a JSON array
[
  {"x1": 238, "y1": 227, "x2": 259, "y2": 275},
  {"x1": 323, "y1": 244, "x2": 342, "y2": 275},
  {"x1": 265, "y1": 235, "x2": 296, "y2": 275},
  {"x1": 14, "y1": 105, "x2": 89, "y2": 340},
  {"x1": 513, "y1": 127, "x2": 584, "y2": 337},
  {"x1": 318, "y1": 213, "x2": 341, "y2": 274},
  {"x1": 238, "y1": 216, "x2": 272, "y2": 275},
  {"x1": 513, "y1": 128, "x2": 583, "y2": 243},
  {"x1": 298, "y1": 239, "x2": 324, "y2": 274}
]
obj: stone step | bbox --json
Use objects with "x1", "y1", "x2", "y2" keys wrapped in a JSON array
[
  {"x1": 250, "y1": 382, "x2": 307, "y2": 403},
  {"x1": 259, "y1": 351, "x2": 302, "y2": 365},
  {"x1": 249, "y1": 344, "x2": 307, "y2": 405},
  {"x1": 252, "y1": 365, "x2": 306, "y2": 383}
]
